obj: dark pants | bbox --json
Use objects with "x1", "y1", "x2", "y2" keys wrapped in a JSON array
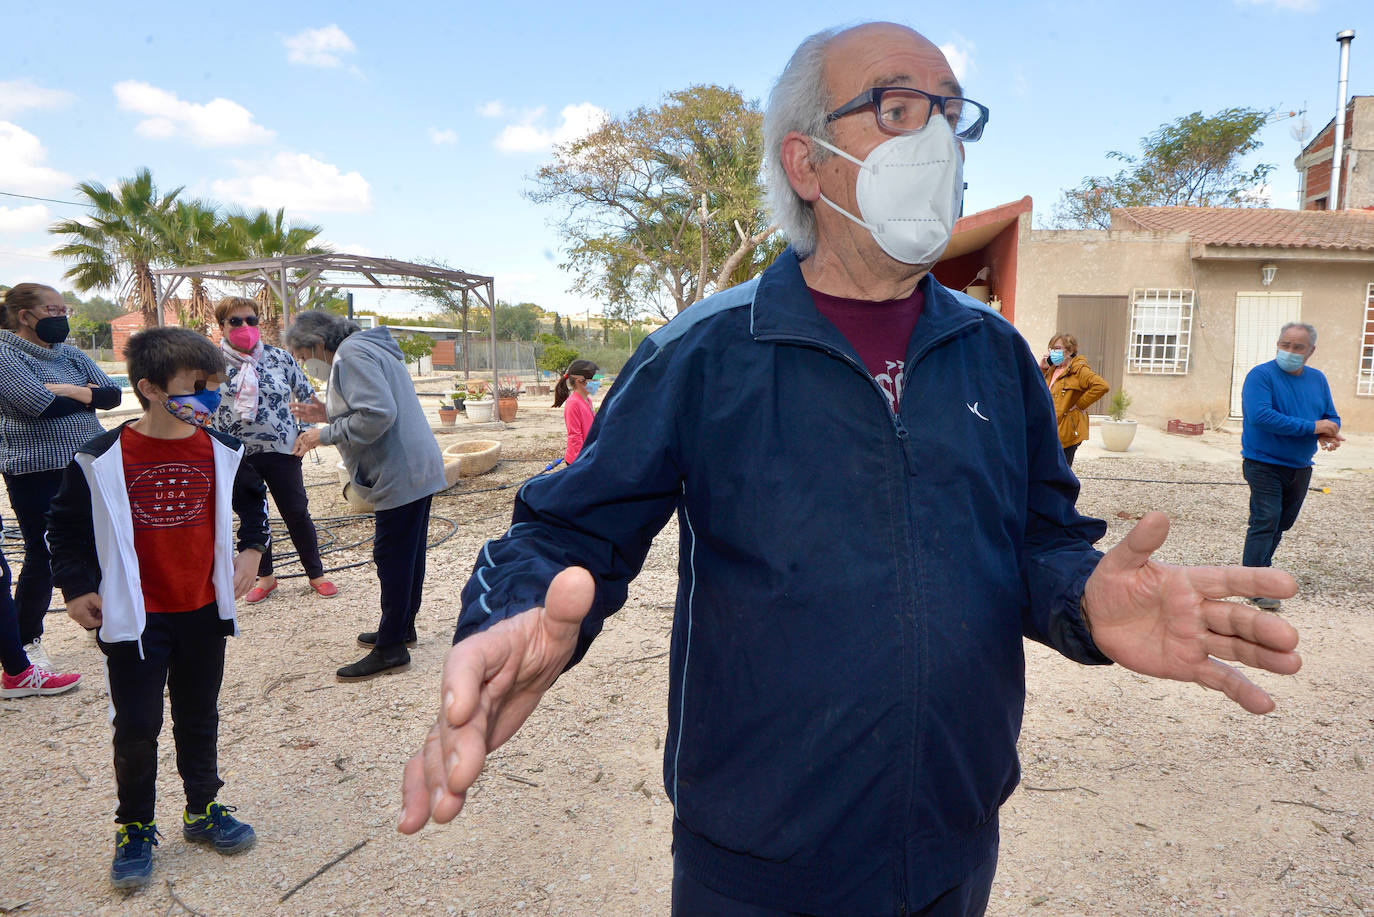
[
  {"x1": 4, "y1": 468, "x2": 65, "y2": 644},
  {"x1": 1063, "y1": 444, "x2": 1079, "y2": 467},
  {"x1": 373, "y1": 495, "x2": 431, "y2": 650},
  {"x1": 100, "y1": 603, "x2": 231, "y2": 824},
  {"x1": 1242, "y1": 458, "x2": 1312, "y2": 568},
  {"x1": 245, "y1": 451, "x2": 324, "y2": 579},
  {"x1": 0, "y1": 546, "x2": 27, "y2": 676},
  {"x1": 671, "y1": 855, "x2": 997, "y2": 917}
]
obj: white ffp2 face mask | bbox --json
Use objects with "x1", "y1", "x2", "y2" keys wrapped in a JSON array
[{"x1": 811, "y1": 118, "x2": 964, "y2": 266}]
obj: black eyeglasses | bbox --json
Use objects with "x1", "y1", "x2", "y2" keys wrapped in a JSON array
[
  {"x1": 226, "y1": 315, "x2": 259, "y2": 327},
  {"x1": 826, "y1": 86, "x2": 989, "y2": 142}
]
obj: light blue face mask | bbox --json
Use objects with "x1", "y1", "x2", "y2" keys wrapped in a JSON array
[
  {"x1": 585, "y1": 379, "x2": 601, "y2": 397},
  {"x1": 1048, "y1": 349, "x2": 1065, "y2": 366},
  {"x1": 1275, "y1": 349, "x2": 1306, "y2": 373}
]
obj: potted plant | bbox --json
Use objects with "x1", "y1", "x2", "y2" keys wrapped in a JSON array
[
  {"x1": 497, "y1": 384, "x2": 520, "y2": 422},
  {"x1": 450, "y1": 386, "x2": 467, "y2": 412},
  {"x1": 1099, "y1": 389, "x2": 1137, "y2": 453},
  {"x1": 437, "y1": 404, "x2": 459, "y2": 425}
]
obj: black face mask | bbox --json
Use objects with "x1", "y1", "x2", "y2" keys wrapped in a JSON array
[{"x1": 32, "y1": 316, "x2": 70, "y2": 344}]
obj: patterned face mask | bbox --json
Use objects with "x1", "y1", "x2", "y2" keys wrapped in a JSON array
[{"x1": 163, "y1": 388, "x2": 222, "y2": 427}]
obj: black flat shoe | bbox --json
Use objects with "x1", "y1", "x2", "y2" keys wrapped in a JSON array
[
  {"x1": 336, "y1": 646, "x2": 411, "y2": 681},
  {"x1": 357, "y1": 626, "x2": 418, "y2": 648}
]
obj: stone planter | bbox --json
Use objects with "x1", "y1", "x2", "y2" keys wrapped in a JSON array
[
  {"x1": 1099, "y1": 419, "x2": 1138, "y2": 453},
  {"x1": 497, "y1": 396, "x2": 518, "y2": 422},
  {"x1": 442, "y1": 439, "x2": 502, "y2": 485},
  {"x1": 466, "y1": 398, "x2": 496, "y2": 423}
]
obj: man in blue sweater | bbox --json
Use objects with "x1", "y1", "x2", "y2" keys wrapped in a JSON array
[{"x1": 1241, "y1": 322, "x2": 1343, "y2": 609}]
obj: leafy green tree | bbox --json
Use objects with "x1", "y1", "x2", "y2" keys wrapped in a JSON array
[
  {"x1": 1053, "y1": 108, "x2": 1275, "y2": 229},
  {"x1": 535, "y1": 333, "x2": 579, "y2": 375},
  {"x1": 530, "y1": 84, "x2": 778, "y2": 318},
  {"x1": 495, "y1": 301, "x2": 542, "y2": 341},
  {"x1": 552, "y1": 313, "x2": 566, "y2": 340},
  {"x1": 49, "y1": 168, "x2": 183, "y2": 322},
  {"x1": 396, "y1": 333, "x2": 435, "y2": 366},
  {"x1": 152, "y1": 199, "x2": 222, "y2": 329},
  {"x1": 216, "y1": 208, "x2": 328, "y2": 333}
]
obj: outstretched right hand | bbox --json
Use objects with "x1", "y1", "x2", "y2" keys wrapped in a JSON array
[{"x1": 398, "y1": 566, "x2": 595, "y2": 834}]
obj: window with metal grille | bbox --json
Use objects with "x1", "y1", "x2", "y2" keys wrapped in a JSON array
[
  {"x1": 1359, "y1": 283, "x2": 1374, "y2": 396},
  {"x1": 1127, "y1": 289, "x2": 1194, "y2": 374}
]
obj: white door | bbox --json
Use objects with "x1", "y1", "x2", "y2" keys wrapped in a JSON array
[{"x1": 1231, "y1": 292, "x2": 1302, "y2": 417}]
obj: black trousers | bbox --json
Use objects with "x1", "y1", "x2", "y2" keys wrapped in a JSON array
[
  {"x1": 245, "y1": 450, "x2": 324, "y2": 579},
  {"x1": 372, "y1": 495, "x2": 431, "y2": 650},
  {"x1": 0, "y1": 546, "x2": 27, "y2": 676},
  {"x1": 100, "y1": 603, "x2": 231, "y2": 824},
  {"x1": 4, "y1": 468, "x2": 64, "y2": 644},
  {"x1": 1062, "y1": 443, "x2": 1080, "y2": 467},
  {"x1": 671, "y1": 854, "x2": 997, "y2": 917},
  {"x1": 1242, "y1": 458, "x2": 1312, "y2": 568}
]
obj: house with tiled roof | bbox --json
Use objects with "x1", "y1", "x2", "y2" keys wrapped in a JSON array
[
  {"x1": 934, "y1": 202, "x2": 1374, "y2": 433},
  {"x1": 1294, "y1": 94, "x2": 1373, "y2": 211}
]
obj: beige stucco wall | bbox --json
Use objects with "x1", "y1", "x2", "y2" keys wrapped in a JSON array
[{"x1": 1013, "y1": 226, "x2": 1374, "y2": 432}]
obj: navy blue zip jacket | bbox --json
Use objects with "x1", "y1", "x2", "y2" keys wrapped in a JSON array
[{"x1": 457, "y1": 249, "x2": 1111, "y2": 915}]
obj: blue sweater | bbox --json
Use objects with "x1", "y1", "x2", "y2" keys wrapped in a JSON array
[{"x1": 1241, "y1": 360, "x2": 1340, "y2": 468}]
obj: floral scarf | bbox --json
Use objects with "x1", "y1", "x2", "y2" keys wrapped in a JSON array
[{"x1": 221, "y1": 338, "x2": 263, "y2": 418}]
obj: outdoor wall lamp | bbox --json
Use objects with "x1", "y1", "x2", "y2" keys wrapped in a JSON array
[{"x1": 1261, "y1": 262, "x2": 1278, "y2": 286}]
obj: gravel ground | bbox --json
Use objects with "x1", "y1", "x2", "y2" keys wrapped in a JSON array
[{"x1": 0, "y1": 396, "x2": 1369, "y2": 916}]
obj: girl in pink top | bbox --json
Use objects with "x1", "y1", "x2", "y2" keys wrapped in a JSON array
[{"x1": 553, "y1": 359, "x2": 599, "y2": 464}]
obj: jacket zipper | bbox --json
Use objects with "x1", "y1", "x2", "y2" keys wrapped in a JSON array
[{"x1": 761, "y1": 315, "x2": 981, "y2": 912}]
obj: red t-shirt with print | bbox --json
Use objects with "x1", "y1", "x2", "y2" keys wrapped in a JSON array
[
  {"x1": 121, "y1": 425, "x2": 217, "y2": 613},
  {"x1": 811, "y1": 286, "x2": 925, "y2": 413}
]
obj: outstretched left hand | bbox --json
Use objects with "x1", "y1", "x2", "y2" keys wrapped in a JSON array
[{"x1": 1081, "y1": 511, "x2": 1302, "y2": 715}]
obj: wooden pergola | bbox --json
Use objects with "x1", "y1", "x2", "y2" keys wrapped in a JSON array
[{"x1": 151, "y1": 253, "x2": 500, "y2": 392}]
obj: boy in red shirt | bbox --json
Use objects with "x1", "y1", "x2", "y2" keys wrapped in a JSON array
[{"x1": 47, "y1": 328, "x2": 270, "y2": 890}]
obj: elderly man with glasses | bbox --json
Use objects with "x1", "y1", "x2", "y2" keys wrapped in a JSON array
[{"x1": 400, "y1": 23, "x2": 1304, "y2": 917}]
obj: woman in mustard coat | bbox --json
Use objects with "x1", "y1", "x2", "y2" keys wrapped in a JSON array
[{"x1": 1039, "y1": 333, "x2": 1109, "y2": 467}]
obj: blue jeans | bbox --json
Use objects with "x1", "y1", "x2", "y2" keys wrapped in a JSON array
[
  {"x1": 1242, "y1": 459, "x2": 1312, "y2": 569},
  {"x1": 4, "y1": 468, "x2": 65, "y2": 644}
]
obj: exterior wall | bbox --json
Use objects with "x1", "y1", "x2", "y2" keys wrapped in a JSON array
[
  {"x1": 1014, "y1": 228, "x2": 1374, "y2": 431},
  {"x1": 1297, "y1": 96, "x2": 1373, "y2": 210}
]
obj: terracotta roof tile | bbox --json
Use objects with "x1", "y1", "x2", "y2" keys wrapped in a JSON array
[{"x1": 1111, "y1": 206, "x2": 1374, "y2": 251}]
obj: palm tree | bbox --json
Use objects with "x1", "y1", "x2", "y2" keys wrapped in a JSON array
[
  {"x1": 151, "y1": 199, "x2": 222, "y2": 331},
  {"x1": 217, "y1": 208, "x2": 329, "y2": 336},
  {"x1": 49, "y1": 168, "x2": 183, "y2": 323}
]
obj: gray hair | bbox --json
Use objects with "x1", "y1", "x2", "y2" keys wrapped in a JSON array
[
  {"x1": 283, "y1": 309, "x2": 361, "y2": 354},
  {"x1": 1279, "y1": 322, "x2": 1317, "y2": 348},
  {"x1": 763, "y1": 27, "x2": 841, "y2": 258}
]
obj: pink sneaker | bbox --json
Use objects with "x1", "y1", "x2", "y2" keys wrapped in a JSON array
[{"x1": 1, "y1": 665, "x2": 81, "y2": 698}]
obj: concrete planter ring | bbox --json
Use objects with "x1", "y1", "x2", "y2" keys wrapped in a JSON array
[
  {"x1": 336, "y1": 461, "x2": 375, "y2": 513},
  {"x1": 442, "y1": 439, "x2": 502, "y2": 486},
  {"x1": 1099, "y1": 419, "x2": 1138, "y2": 453}
]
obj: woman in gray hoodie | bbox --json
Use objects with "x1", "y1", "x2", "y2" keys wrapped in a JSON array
[{"x1": 285, "y1": 311, "x2": 446, "y2": 680}]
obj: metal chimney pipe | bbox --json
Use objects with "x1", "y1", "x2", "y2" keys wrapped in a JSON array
[{"x1": 1329, "y1": 29, "x2": 1355, "y2": 210}]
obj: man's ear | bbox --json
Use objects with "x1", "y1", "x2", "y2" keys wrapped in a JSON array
[{"x1": 779, "y1": 131, "x2": 822, "y2": 203}]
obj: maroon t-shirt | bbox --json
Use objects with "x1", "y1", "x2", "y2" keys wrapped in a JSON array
[{"x1": 810, "y1": 287, "x2": 925, "y2": 413}]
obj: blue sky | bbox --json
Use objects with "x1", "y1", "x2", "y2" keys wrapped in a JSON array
[{"x1": 1, "y1": 0, "x2": 1370, "y2": 317}]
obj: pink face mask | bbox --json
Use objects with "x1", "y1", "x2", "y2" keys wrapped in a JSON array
[{"x1": 228, "y1": 325, "x2": 260, "y2": 351}]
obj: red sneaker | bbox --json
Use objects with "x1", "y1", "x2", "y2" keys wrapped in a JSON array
[
  {"x1": 1, "y1": 665, "x2": 81, "y2": 698},
  {"x1": 244, "y1": 581, "x2": 278, "y2": 604},
  {"x1": 310, "y1": 580, "x2": 339, "y2": 598}
]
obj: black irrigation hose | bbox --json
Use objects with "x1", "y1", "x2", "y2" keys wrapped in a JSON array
[{"x1": 1076, "y1": 475, "x2": 1248, "y2": 486}]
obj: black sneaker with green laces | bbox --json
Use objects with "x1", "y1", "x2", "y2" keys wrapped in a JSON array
[
  {"x1": 183, "y1": 802, "x2": 256, "y2": 854},
  {"x1": 111, "y1": 822, "x2": 159, "y2": 889}
]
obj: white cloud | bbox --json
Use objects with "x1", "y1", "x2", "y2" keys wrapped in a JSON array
[
  {"x1": 494, "y1": 103, "x2": 607, "y2": 153},
  {"x1": 0, "y1": 203, "x2": 50, "y2": 234},
  {"x1": 0, "y1": 122, "x2": 74, "y2": 194},
  {"x1": 284, "y1": 24, "x2": 356, "y2": 68},
  {"x1": 428, "y1": 127, "x2": 458, "y2": 145},
  {"x1": 113, "y1": 80, "x2": 274, "y2": 147},
  {"x1": 0, "y1": 80, "x2": 76, "y2": 118},
  {"x1": 210, "y1": 152, "x2": 372, "y2": 213},
  {"x1": 322, "y1": 240, "x2": 372, "y2": 256},
  {"x1": 939, "y1": 41, "x2": 973, "y2": 84},
  {"x1": 477, "y1": 100, "x2": 507, "y2": 118},
  {"x1": 1236, "y1": 0, "x2": 1317, "y2": 10}
]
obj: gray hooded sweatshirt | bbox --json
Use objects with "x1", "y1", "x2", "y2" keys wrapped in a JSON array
[{"x1": 318, "y1": 327, "x2": 446, "y2": 511}]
